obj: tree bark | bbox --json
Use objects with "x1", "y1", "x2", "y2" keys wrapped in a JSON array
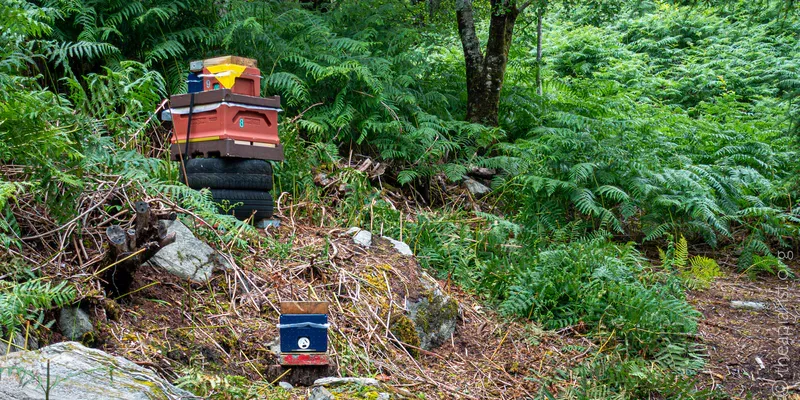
[
  {"x1": 456, "y1": 0, "x2": 526, "y2": 126},
  {"x1": 536, "y1": 7, "x2": 543, "y2": 96}
]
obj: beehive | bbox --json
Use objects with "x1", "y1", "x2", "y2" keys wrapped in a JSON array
[{"x1": 170, "y1": 90, "x2": 281, "y2": 146}]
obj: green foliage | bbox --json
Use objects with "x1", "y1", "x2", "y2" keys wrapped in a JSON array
[
  {"x1": 213, "y1": 0, "x2": 495, "y2": 185},
  {"x1": 659, "y1": 235, "x2": 723, "y2": 289},
  {"x1": 175, "y1": 368, "x2": 291, "y2": 400},
  {"x1": 499, "y1": 234, "x2": 699, "y2": 358},
  {"x1": 64, "y1": 61, "x2": 166, "y2": 144},
  {"x1": 742, "y1": 253, "x2": 793, "y2": 280},
  {"x1": 1, "y1": 0, "x2": 92, "y2": 229},
  {"x1": 685, "y1": 256, "x2": 723, "y2": 290},
  {"x1": 544, "y1": 352, "x2": 724, "y2": 400},
  {"x1": 496, "y1": 2, "x2": 799, "y2": 273},
  {"x1": 45, "y1": 0, "x2": 214, "y2": 93},
  {"x1": 0, "y1": 276, "x2": 76, "y2": 339}
]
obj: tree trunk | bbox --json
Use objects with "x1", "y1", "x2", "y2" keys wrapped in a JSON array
[
  {"x1": 102, "y1": 202, "x2": 176, "y2": 296},
  {"x1": 456, "y1": 0, "x2": 525, "y2": 126},
  {"x1": 536, "y1": 7, "x2": 543, "y2": 96}
]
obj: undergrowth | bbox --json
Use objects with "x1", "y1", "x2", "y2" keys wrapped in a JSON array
[{"x1": 1, "y1": 0, "x2": 799, "y2": 398}]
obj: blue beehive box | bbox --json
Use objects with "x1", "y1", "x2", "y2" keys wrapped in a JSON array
[
  {"x1": 187, "y1": 72, "x2": 203, "y2": 93},
  {"x1": 279, "y1": 314, "x2": 328, "y2": 353}
]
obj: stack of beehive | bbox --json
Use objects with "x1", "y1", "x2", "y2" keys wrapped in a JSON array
[{"x1": 169, "y1": 56, "x2": 283, "y2": 221}]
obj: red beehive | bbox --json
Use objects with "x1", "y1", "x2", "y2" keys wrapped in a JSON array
[
  {"x1": 170, "y1": 90, "x2": 281, "y2": 146},
  {"x1": 201, "y1": 65, "x2": 261, "y2": 97}
]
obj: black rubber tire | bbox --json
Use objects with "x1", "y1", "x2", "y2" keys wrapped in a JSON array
[
  {"x1": 211, "y1": 189, "x2": 274, "y2": 220},
  {"x1": 184, "y1": 158, "x2": 273, "y2": 175},
  {"x1": 182, "y1": 172, "x2": 274, "y2": 191}
]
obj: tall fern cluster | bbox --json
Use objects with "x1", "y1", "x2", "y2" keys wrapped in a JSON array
[
  {"x1": 492, "y1": 2, "x2": 799, "y2": 274},
  {"x1": 211, "y1": 0, "x2": 494, "y2": 187},
  {"x1": 0, "y1": 1, "x2": 261, "y2": 338}
]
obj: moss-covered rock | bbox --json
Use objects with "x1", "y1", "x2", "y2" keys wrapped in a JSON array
[
  {"x1": 405, "y1": 272, "x2": 459, "y2": 350},
  {"x1": 389, "y1": 315, "x2": 420, "y2": 358},
  {"x1": 0, "y1": 341, "x2": 198, "y2": 399}
]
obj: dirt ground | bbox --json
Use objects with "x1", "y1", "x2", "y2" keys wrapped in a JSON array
[
  {"x1": 77, "y1": 221, "x2": 800, "y2": 399},
  {"x1": 690, "y1": 258, "x2": 800, "y2": 399},
  {"x1": 80, "y1": 220, "x2": 589, "y2": 399},
  {"x1": 16, "y1": 178, "x2": 796, "y2": 399}
]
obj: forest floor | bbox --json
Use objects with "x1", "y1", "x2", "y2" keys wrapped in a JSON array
[
  {"x1": 69, "y1": 216, "x2": 592, "y2": 399},
  {"x1": 33, "y1": 207, "x2": 797, "y2": 399},
  {"x1": 18, "y1": 179, "x2": 798, "y2": 399},
  {"x1": 689, "y1": 261, "x2": 800, "y2": 400}
]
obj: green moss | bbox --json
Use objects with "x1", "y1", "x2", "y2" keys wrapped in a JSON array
[
  {"x1": 133, "y1": 378, "x2": 167, "y2": 397},
  {"x1": 80, "y1": 330, "x2": 96, "y2": 347},
  {"x1": 389, "y1": 315, "x2": 420, "y2": 358},
  {"x1": 414, "y1": 289, "x2": 457, "y2": 334},
  {"x1": 103, "y1": 299, "x2": 121, "y2": 321}
]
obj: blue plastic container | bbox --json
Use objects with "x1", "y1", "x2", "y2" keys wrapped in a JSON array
[
  {"x1": 279, "y1": 314, "x2": 328, "y2": 353},
  {"x1": 187, "y1": 72, "x2": 203, "y2": 93}
]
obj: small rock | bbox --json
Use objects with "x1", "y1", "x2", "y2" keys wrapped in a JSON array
[
  {"x1": 149, "y1": 220, "x2": 223, "y2": 283},
  {"x1": 278, "y1": 381, "x2": 294, "y2": 390},
  {"x1": 0, "y1": 341, "x2": 198, "y2": 399},
  {"x1": 378, "y1": 393, "x2": 391, "y2": 400},
  {"x1": 255, "y1": 219, "x2": 281, "y2": 229},
  {"x1": 406, "y1": 272, "x2": 459, "y2": 350},
  {"x1": 308, "y1": 386, "x2": 334, "y2": 400},
  {"x1": 0, "y1": 333, "x2": 37, "y2": 356},
  {"x1": 313, "y1": 377, "x2": 380, "y2": 387},
  {"x1": 353, "y1": 230, "x2": 373, "y2": 247},
  {"x1": 731, "y1": 301, "x2": 767, "y2": 311},
  {"x1": 468, "y1": 167, "x2": 497, "y2": 179},
  {"x1": 345, "y1": 227, "x2": 361, "y2": 236},
  {"x1": 58, "y1": 306, "x2": 93, "y2": 342},
  {"x1": 267, "y1": 337, "x2": 281, "y2": 355},
  {"x1": 462, "y1": 177, "x2": 490, "y2": 197},
  {"x1": 314, "y1": 173, "x2": 332, "y2": 187},
  {"x1": 382, "y1": 236, "x2": 413, "y2": 256}
]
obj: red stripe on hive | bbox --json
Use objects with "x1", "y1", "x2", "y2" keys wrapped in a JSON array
[{"x1": 280, "y1": 353, "x2": 330, "y2": 366}]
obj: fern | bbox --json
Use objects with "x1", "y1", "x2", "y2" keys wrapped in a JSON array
[
  {"x1": 684, "y1": 256, "x2": 723, "y2": 290},
  {"x1": 674, "y1": 235, "x2": 689, "y2": 270},
  {"x1": 0, "y1": 277, "x2": 76, "y2": 339}
]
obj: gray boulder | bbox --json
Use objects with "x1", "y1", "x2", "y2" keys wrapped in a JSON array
[
  {"x1": 0, "y1": 341, "x2": 198, "y2": 400},
  {"x1": 307, "y1": 386, "x2": 334, "y2": 400},
  {"x1": 462, "y1": 177, "x2": 490, "y2": 197},
  {"x1": 148, "y1": 220, "x2": 222, "y2": 282},
  {"x1": 353, "y1": 230, "x2": 373, "y2": 247},
  {"x1": 382, "y1": 236, "x2": 413, "y2": 256},
  {"x1": 58, "y1": 307, "x2": 93, "y2": 342},
  {"x1": 406, "y1": 272, "x2": 459, "y2": 350}
]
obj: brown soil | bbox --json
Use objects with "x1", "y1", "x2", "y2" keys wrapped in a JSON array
[
  {"x1": 85, "y1": 219, "x2": 589, "y2": 399},
  {"x1": 690, "y1": 262, "x2": 800, "y2": 399},
  {"x1": 14, "y1": 177, "x2": 798, "y2": 399}
]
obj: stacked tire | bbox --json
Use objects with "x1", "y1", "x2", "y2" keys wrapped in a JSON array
[{"x1": 182, "y1": 158, "x2": 274, "y2": 220}]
